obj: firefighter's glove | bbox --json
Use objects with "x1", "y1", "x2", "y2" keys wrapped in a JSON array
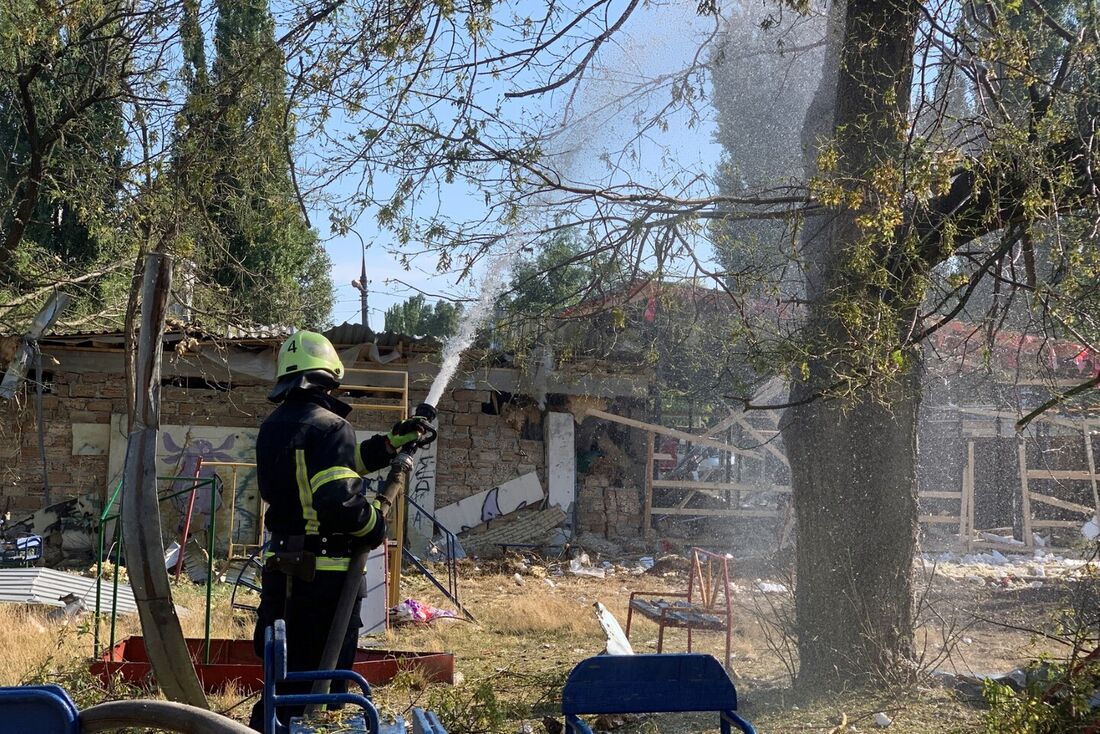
[{"x1": 386, "y1": 416, "x2": 431, "y2": 449}]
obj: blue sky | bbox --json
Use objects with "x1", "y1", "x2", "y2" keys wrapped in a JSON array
[{"x1": 315, "y1": 0, "x2": 725, "y2": 328}]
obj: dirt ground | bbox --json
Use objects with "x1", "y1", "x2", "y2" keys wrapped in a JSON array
[{"x1": 0, "y1": 550, "x2": 1091, "y2": 733}]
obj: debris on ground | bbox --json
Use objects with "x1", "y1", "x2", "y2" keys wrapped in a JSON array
[
  {"x1": 568, "y1": 553, "x2": 606, "y2": 579},
  {"x1": 0, "y1": 566, "x2": 138, "y2": 614},
  {"x1": 872, "y1": 711, "x2": 893, "y2": 727},
  {"x1": 921, "y1": 549, "x2": 1097, "y2": 588},
  {"x1": 593, "y1": 602, "x2": 633, "y2": 656},
  {"x1": 753, "y1": 580, "x2": 789, "y2": 594},
  {"x1": 389, "y1": 598, "x2": 458, "y2": 625}
]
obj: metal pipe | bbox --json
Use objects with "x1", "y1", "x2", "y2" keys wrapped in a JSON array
[
  {"x1": 174, "y1": 459, "x2": 205, "y2": 582},
  {"x1": 94, "y1": 479, "x2": 125, "y2": 657},
  {"x1": 204, "y1": 475, "x2": 217, "y2": 665}
]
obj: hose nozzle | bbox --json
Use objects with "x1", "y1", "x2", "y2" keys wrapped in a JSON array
[{"x1": 414, "y1": 402, "x2": 437, "y2": 422}]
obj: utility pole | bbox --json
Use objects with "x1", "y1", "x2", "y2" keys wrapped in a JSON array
[{"x1": 350, "y1": 244, "x2": 369, "y2": 328}]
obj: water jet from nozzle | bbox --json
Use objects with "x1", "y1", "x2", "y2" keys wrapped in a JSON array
[{"x1": 425, "y1": 253, "x2": 512, "y2": 407}]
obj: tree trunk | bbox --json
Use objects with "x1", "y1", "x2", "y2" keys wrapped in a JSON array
[
  {"x1": 784, "y1": 366, "x2": 921, "y2": 683},
  {"x1": 121, "y1": 252, "x2": 209, "y2": 708},
  {"x1": 783, "y1": 0, "x2": 923, "y2": 686}
]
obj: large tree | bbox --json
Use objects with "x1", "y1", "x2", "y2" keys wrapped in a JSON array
[
  {"x1": 179, "y1": 0, "x2": 333, "y2": 329},
  {"x1": 384, "y1": 294, "x2": 462, "y2": 337}
]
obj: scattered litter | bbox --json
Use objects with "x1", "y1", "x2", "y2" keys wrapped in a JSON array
[
  {"x1": 961, "y1": 637, "x2": 973, "y2": 645},
  {"x1": 979, "y1": 531, "x2": 1024, "y2": 546},
  {"x1": 593, "y1": 602, "x2": 633, "y2": 655},
  {"x1": 922, "y1": 549, "x2": 1098, "y2": 587},
  {"x1": 1083, "y1": 516, "x2": 1100, "y2": 541},
  {"x1": 872, "y1": 712, "x2": 892, "y2": 727},
  {"x1": 46, "y1": 593, "x2": 84, "y2": 622},
  {"x1": 517, "y1": 722, "x2": 534, "y2": 734},
  {"x1": 425, "y1": 535, "x2": 466, "y2": 562},
  {"x1": 513, "y1": 573, "x2": 525, "y2": 586},
  {"x1": 389, "y1": 598, "x2": 458, "y2": 625},
  {"x1": 544, "y1": 579, "x2": 556, "y2": 588},
  {"x1": 569, "y1": 556, "x2": 606, "y2": 579},
  {"x1": 453, "y1": 671, "x2": 466, "y2": 686},
  {"x1": 753, "y1": 580, "x2": 789, "y2": 594},
  {"x1": 933, "y1": 668, "x2": 1032, "y2": 699}
]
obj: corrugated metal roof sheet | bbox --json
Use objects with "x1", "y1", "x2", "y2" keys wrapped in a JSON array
[
  {"x1": 34, "y1": 322, "x2": 431, "y2": 350},
  {"x1": 0, "y1": 568, "x2": 137, "y2": 615}
]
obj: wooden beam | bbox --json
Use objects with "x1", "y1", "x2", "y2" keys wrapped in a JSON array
[
  {"x1": 1083, "y1": 428, "x2": 1100, "y2": 518},
  {"x1": 920, "y1": 515, "x2": 961, "y2": 524},
  {"x1": 651, "y1": 507, "x2": 779, "y2": 518},
  {"x1": 965, "y1": 441, "x2": 975, "y2": 551},
  {"x1": 1026, "y1": 469, "x2": 1098, "y2": 481},
  {"x1": 1019, "y1": 438, "x2": 1034, "y2": 547},
  {"x1": 919, "y1": 491, "x2": 963, "y2": 499},
  {"x1": 121, "y1": 253, "x2": 208, "y2": 708},
  {"x1": 732, "y1": 415, "x2": 790, "y2": 467},
  {"x1": 643, "y1": 434, "x2": 654, "y2": 540},
  {"x1": 960, "y1": 406, "x2": 1084, "y2": 431},
  {"x1": 581, "y1": 408, "x2": 758, "y2": 458},
  {"x1": 652, "y1": 479, "x2": 791, "y2": 493},
  {"x1": 1031, "y1": 519, "x2": 1084, "y2": 528},
  {"x1": 1029, "y1": 493, "x2": 1094, "y2": 515}
]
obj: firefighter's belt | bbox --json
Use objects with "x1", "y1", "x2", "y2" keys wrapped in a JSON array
[{"x1": 265, "y1": 534, "x2": 316, "y2": 582}]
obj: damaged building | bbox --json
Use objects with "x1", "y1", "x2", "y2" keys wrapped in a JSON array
[{"x1": 0, "y1": 323, "x2": 653, "y2": 565}]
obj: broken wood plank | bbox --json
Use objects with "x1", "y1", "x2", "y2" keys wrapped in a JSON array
[
  {"x1": 1031, "y1": 520, "x2": 1085, "y2": 528},
  {"x1": 731, "y1": 415, "x2": 789, "y2": 467},
  {"x1": 581, "y1": 408, "x2": 758, "y2": 458},
  {"x1": 652, "y1": 479, "x2": 791, "y2": 493},
  {"x1": 919, "y1": 515, "x2": 962, "y2": 524},
  {"x1": 1028, "y1": 493, "x2": 1094, "y2": 515},
  {"x1": 651, "y1": 507, "x2": 779, "y2": 518},
  {"x1": 1018, "y1": 438, "x2": 1034, "y2": 547},
  {"x1": 121, "y1": 253, "x2": 208, "y2": 708},
  {"x1": 642, "y1": 435, "x2": 654, "y2": 540},
  {"x1": 919, "y1": 491, "x2": 963, "y2": 499},
  {"x1": 1026, "y1": 469, "x2": 1098, "y2": 481}
]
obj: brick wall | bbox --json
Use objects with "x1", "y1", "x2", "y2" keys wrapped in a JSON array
[
  {"x1": 0, "y1": 346, "x2": 655, "y2": 546},
  {"x1": 429, "y1": 388, "x2": 546, "y2": 508},
  {"x1": 0, "y1": 367, "x2": 275, "y2": 513},
  {"x1": 0, "y1": 359, "x2": 550, "y2": 521}
]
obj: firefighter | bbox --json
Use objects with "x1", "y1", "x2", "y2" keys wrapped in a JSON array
[{"x1": 249, "y1": 330, "x2": 426, "y2": 731}]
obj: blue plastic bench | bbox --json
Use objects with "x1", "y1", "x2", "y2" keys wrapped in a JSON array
[
  {"x1": 0, "y1": 684, "x2": 80, "y2": 733},
  {"x1": 561, "y1": 654, "x2": 755, "y2": 734}
]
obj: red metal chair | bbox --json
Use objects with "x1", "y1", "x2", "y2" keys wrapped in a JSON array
[{"x1": 625, "y1": 547, "x2": 734, "y2": 670}]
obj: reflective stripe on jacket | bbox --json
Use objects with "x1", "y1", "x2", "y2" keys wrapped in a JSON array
[{"x1": 257, "y1": 390, "x2": 390, "y2": 565}]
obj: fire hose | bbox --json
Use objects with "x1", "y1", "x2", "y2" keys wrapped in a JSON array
[{"x1": 305, "y1": 402, "x2": 439, "y2": 711}]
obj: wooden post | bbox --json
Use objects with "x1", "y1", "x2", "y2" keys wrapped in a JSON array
[
  {"x1": 1017, "y1": 437, "x2": 1034, "y2": 549},
  {"x1": 643, "y1": 432, "x2": 654, "y2": 539},
  {"x1": 121, "y1": 253, "x2": 208, "y2": 708},
  {"x1": 1083, "y1": 422, "x2": 1100, "y2": 520},
  {"x1": 964, "y1": 441, "x2": 975, "y2": 552}
]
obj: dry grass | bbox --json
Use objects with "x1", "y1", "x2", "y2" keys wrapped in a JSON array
[{"x1": 0, "y1": 561, "x2": 1076, "y2": 733}]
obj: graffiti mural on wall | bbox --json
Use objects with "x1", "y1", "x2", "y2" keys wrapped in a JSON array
[
  {"x1": 434, "y1": 472, "x2": 544, "y2": 533},
  {"x1": 408, "y1": 451, "x2": 437, "y2": 536},
  {"x1": 153, "y1": 426, "x2": 259, "y2": 551}
]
